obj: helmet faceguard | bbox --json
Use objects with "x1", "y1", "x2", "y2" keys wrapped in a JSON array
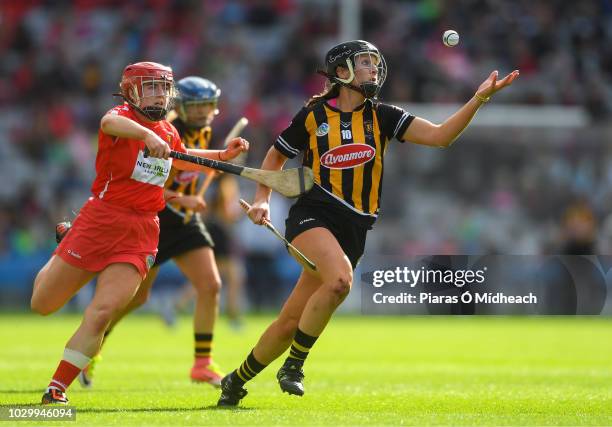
[
  {"x1": 119, "y1": 62, "x2": 177, "y2": 121},
  {"x1": 175, "y1": 76, "x2": 221, "y2": 128},
  {"x1": 320, "y1": 40, "x2": 387, "y2": 99}
]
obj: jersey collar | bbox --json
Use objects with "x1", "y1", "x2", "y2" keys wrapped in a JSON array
[{"x1": 323, "y1": 99, "x2": 371, "y2": 113}]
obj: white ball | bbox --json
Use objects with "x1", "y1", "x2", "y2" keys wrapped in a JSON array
[{"x1": 443, "y1": 30, "x2": 459, "y2": 47}]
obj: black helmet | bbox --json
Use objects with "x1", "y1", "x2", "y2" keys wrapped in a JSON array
[{"x1": 322, "y1": 40, "x2": 387, "y2": 99}]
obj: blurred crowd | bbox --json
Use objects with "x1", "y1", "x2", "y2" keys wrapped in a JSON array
[{"x1": 1, "y1": 0, "x2": 612, "y2": 298}]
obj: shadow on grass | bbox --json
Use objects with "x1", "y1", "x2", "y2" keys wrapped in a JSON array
[
  {"x1": 0, "y1": 389, "x2": 43, "y2": 394},
  {"x1": 0, "y1": 403, "x2": 41, "y2": 407},
  {"x1": 79, "y1": 405, "x2": 255, "y2": 414}
]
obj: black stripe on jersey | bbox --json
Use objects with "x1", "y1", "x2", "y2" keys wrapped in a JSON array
[
  {"x1": 377, "y1": 105, "x2": 387, "y2": 215},
  {"x1": 313, "y1": 105, "x2": 331, "y2": 193},
  {"x1": 378, "y1": 107, "x2": 388, "y2": 154},
  {"x1": 304, "y1": 146, "x2": 313, "y2": 168},
  {"x1": 361, "y1": 102, "x2": 375, "y2": 214},
  {"x1": 340, "y1": 111, "x2": 354, "y2": 205}
]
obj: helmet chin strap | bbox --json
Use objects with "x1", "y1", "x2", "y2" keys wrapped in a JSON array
[
  {"x1": 114, "y1": 93, "x2": 168, "y2": 121},
  {"x1": 359, "y1": 82, "x2": 379, "y2": 98},
  {"x1": 316, "y1": 70, "x2": 377, "y2": 99},
  {"x1": 141, "y1": 106, "x2": 168, "y2": 121}
]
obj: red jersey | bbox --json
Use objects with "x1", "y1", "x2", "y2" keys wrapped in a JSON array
[{"x1": 91, "y1": 103, "x2": 187, "y2": 212}]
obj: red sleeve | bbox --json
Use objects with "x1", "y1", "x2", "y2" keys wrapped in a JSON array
[
  {"x1": 105, "y1": 103, "x2": 133, "y2": 118},
  {"x1": 170, "y1": 126, "x2": 187, "y2": 153}
]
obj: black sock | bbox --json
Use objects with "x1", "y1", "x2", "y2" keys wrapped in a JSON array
[
  {"x1": 194, "y1": 333, "x2": 213, "y2": 359},
  {"x1": 231, "y1": 350, "x2": 267, "y2": 386},
  {"x1": 285, "y1": 328, "x2": 318, "y2": 365}
]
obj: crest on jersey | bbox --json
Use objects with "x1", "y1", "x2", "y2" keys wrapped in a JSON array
[{"x1": 316, "y1": 123, "x2": 330, "y2": 137}]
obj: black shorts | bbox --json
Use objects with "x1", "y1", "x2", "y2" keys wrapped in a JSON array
[
  {"x1": 284, "y1": 199, "x2": 369, "y2": 270},
  {"x1": 205, "y1": 218, "x2": 232, "y2": 258},
  {"x1": 155, "y1": 207, "x2": 214, "y2": 266}
]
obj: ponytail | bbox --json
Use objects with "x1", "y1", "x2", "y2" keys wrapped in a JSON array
[{"x1": 305, "y1": 81, "x2": 341, "y2": 108}]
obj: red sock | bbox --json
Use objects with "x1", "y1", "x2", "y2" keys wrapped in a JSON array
[
  {"x1": 47, "y1": 348, "x2": 91, "y2": 392},
  {"x1": 48, "y1": 360, "x2": 81, "y2": 392}
]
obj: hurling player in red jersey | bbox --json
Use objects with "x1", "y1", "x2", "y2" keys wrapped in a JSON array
[{"x1": 30, "y1": 62, "x2": 248, "y2": 405}]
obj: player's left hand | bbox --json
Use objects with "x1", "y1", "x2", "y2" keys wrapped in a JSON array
[
  {"x1": 476, "y1": 70, "x2": 520, "y2": 100},
  {"x1": 222, "y1": 137, "x2": 249, "y2": 160}
]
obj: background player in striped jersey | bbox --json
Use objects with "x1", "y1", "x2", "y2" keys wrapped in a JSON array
[
  {"x1": 77, "y1": 77, "x2": 231, "y2": 388},
  {"x1": 217, "y1": 40, "x2": 519, "y2": 406},
  {"x1": 31, "y1": 63, "x2": 248, "y2": 404}
]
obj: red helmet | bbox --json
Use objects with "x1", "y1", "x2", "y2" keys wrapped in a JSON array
[{"x1": 119, "y1": 62, "x2": 176, "y2": 121}]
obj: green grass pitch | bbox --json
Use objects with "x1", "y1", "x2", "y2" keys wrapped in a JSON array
[{"x1": 0, "y1": 314, "x2": 611, "y2": 426}]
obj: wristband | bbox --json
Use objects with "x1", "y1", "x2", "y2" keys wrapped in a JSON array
[
  {"x1": 166, "y1": 192, "x2": 183, "y2": 202},
  {"x1": 475, "y1": 93, "x2": 490, "y2": 103}
]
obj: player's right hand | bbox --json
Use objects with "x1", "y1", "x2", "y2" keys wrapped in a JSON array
[
  {"x1": 248, "y1": 200, "x2": 270, "y2": 225},
  {"x1": 144, "y1": 131, "x2": 171, "y2": 159}
]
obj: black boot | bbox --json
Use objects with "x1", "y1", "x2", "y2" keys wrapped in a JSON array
[
  {"x1": 217, "y1": 372, "x2": 248, "y2": 407},
  {"x1": 277, "y1": 361, "x2": 305, "y2": 396}
]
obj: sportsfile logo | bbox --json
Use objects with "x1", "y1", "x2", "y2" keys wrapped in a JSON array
[{"x1": 320, "y1": 144, "x2": 375, "y2": 169}]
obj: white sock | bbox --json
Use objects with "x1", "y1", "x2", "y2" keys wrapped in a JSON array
[{"x1": 63, "y1": 348, "x2": 91, "y2": 370}]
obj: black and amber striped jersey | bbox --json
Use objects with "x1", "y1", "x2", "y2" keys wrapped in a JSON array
[
  {"x1": 165, "y1": 118, "x2": 212, "y2": 218},
  {"x1": 274, "y1": 100, "x2": 414, "y2": 226}
]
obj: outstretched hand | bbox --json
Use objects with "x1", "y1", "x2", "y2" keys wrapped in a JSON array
[{"x1": 476, "y1": 70, "x2": 520, "y2": 100}]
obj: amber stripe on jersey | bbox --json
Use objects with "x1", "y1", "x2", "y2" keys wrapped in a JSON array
[{"x1": 312, "y1": 106, "x2": 330, "y2": 193}]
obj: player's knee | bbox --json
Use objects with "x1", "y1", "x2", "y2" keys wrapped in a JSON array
[
  {"x1": 328, "y1": 261, "x2": 353, "y2": 299},
  {"x1": 30, "y1": 294, "x2": 54, "y2": 316},
  {"x1": 85, "y1": 304, "x2": 117, "y2": 333},
  {"x1": 197, "y1": 276, "x2": 222, "y2": 297},
  {"x1": 33, "y1": 271, "x2": 44, "y2": 292},
  {"x1": 330, "y1": 276, "x2": 352, "y2": 299}
]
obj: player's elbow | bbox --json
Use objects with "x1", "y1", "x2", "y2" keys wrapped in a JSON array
[
  {"x1": 436, "y1": 139, "x2": 454, "y2": 148},
  {"x1": 424, "y1": 125, "x2": 454, "y2": 148},
  {"x1": 429, "y1": 125, "x2": 450, "y2": 147}
]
